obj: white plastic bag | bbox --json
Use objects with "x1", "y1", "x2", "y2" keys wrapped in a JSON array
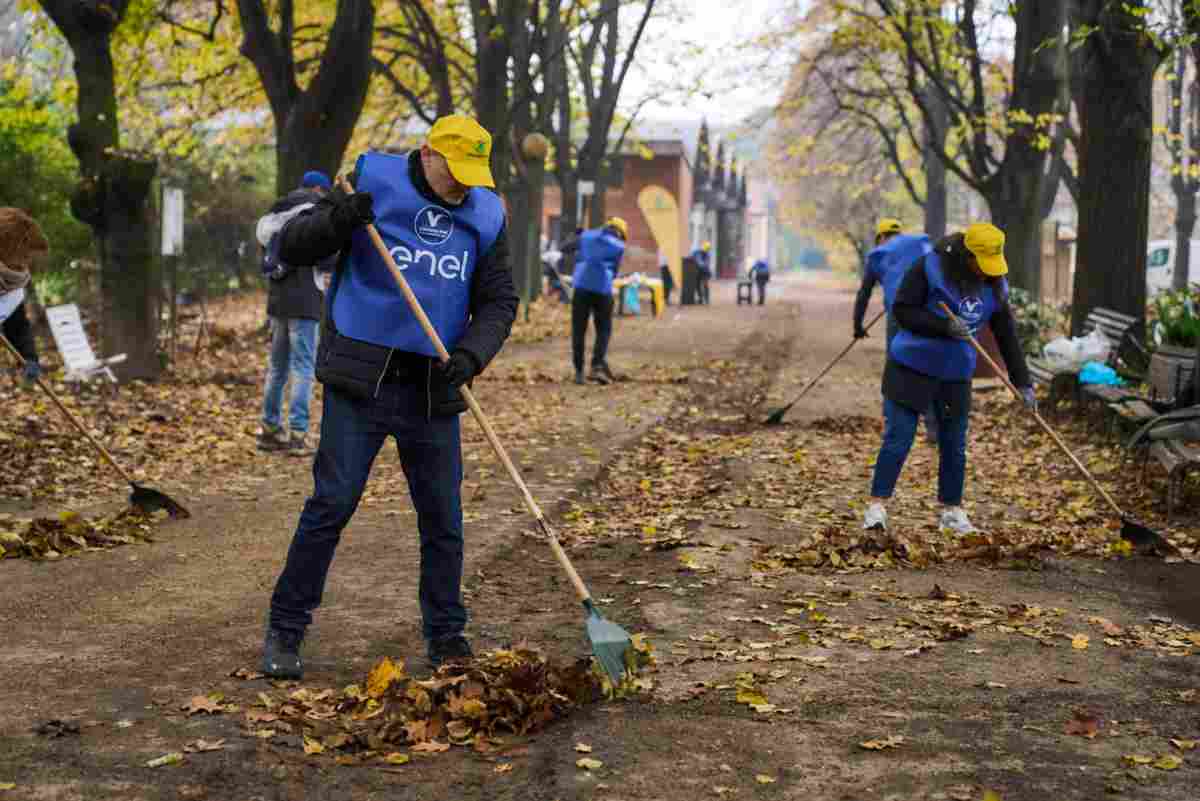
[{"x1": 1042, "y1": 330, "x2": 1111, "y2": 372}]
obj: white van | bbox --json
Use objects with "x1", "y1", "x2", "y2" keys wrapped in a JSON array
[{"x1": 1146, "y1": 239, "x2": 1200, "y2": 297}]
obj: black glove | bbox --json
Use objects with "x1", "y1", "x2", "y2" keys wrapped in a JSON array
[
  {"x1": 440, "y1": 349, "x2": 480, "y2": 389},
  {"x1": 946, "y1": 318, "x2": 971, "y2": 340},
  {"x1": 853, "y1": 325, "x2": 869, "y2": 339},
  {"x1": 330, "y1": 189, "x2": 375, "y2": 237}
]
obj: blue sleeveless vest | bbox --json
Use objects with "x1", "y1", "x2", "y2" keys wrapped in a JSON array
[
  {"x1": 331, "y1": 151, "x2": 505, "y2": 356},
  {"x1": 866, "y1": 233, "x2": 932, "y2": 310},
  {"x1": 889, "y1": 251, "x2": 1004, "y2": 381},
  {"x1": 572, "y1": 229, "x2": 625, "y2": 295}
]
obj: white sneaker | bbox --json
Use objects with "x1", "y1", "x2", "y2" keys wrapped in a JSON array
[
  {"x1": 863, "y1": 502, "x2": 888, "y2": 531},
  {"x1": 939, "y1": 507, "x2": 977, "y2": 536}
]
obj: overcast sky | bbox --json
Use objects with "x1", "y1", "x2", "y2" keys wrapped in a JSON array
[{"x1": 625, "y1": 0, "x2": 792, "y2": 126}]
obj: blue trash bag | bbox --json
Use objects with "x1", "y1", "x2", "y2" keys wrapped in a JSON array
[
  {"x1": 622, "y1": 283, "x2": 641, "y2": 315},
  {"x1": 1078, "y1": 361, "x2": 1125, "y2": 386}
]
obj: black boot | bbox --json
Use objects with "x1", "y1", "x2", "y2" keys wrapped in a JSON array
[
  {"x1": 428, "y1": 634, "x2": 473, "y2": 668},
  {"x1": 261, "y1": 627, "x2": 304, "y2": 679}
]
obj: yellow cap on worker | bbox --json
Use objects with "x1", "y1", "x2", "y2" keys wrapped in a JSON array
[
  {"x1": 606, "y1": 216, "x2": 629, "y2": 239},
  {"x1": 427, "y1": 115, "x2": 495, "y2": 188},
  {"x1": 876, "y1": 218, "x2": 902, "y2": 236},
  {"x1": 964, "y1": 222, "x2": 1008, "y2": 277},
  {"x1": 702, "y1": 240, "x2": 712, "y2": 251}
]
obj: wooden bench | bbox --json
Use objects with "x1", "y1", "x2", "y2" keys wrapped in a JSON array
[
  {"x1": 1028, "y1": 307, "x2": 1148, "y2": 417},
  {"x1": 1147, "y1": 438, "x2": 1200, "y2": 521}
]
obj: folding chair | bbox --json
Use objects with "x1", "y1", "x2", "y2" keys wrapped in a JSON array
[{"x1": 45, "y1": 303, "x2": 127, "y2": 391}]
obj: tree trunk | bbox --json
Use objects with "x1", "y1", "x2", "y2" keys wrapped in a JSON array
[
  {"x1": 237, "y1": 0, "x2": 376, "y2": 198},
  {"x1": 922, "y1": 86, "x2": 948, "y2": 240},
  {"x1": 1072, "y1": 3, "x2": 1163, "y2": 331},
  {"x1": 983, "y1": 177, "x2": 1043, "y2": 299},
  {"x1": 39, "y1": 0, "x2": 161, "y2": 380},
  {"x1": 1175, "y1": 185, "x2": 1196, "y2": 292}
]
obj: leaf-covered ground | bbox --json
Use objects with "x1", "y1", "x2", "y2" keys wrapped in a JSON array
[{"x1": 2, "y1": 276, "x2": 1198, "y2": 801}]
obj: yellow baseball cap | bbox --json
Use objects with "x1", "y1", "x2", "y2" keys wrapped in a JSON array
[
  {"x1": 876, "y1": 218, "x2": 902, "y2": 236},
  {"x1": 606, "y1": 217, "x2": 629, "y2": 239},
  {"x1": 964, "y1": 222, "x2": 1008, "y2": 277},
  {"x1": 702, "y1": 240, "x2": 712, "y2": 251},
  {"x1": 428, "y1": 115, "x2": 495, "y2": 188}
]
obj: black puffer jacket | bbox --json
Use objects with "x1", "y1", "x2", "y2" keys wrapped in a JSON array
[{"x1": 277, "y1": 152, "x2": 518, "y2": 417}]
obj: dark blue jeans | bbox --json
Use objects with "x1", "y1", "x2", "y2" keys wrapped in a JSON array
[
  {"x1": 870, "y1": 398, "x2": 969, "y2": 505},
  {"x1": 269, "y1": 382, "x2": 466, "y2": 642}
]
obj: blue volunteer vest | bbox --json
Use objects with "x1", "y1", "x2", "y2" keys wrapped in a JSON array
[
  {"x1": 692, "y1": 249, "x2": 711, "y2": 275},
  {"x1": 866, "y1": 233, "x2": 932, "y2": 310},
  {"x1": 751, "y1": 260, "x2": 770, "y2": 279},
  {"x1": 889, "y1": 251, "x2": 1004, "y2": 381},
  {"x1": 572, "y1": 229, "x2": 625, "y2": 295},
  {"x1": 331, "y1": 151, "x2": 504, "y2": 356}
]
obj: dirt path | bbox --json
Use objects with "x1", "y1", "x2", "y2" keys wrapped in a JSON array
[{"x1": 2, "y1": 274, "x2": 1197, "y2": 801}]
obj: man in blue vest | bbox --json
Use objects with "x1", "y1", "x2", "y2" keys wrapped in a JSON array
[
  {"x1": 854, "y1": 218, "x2": 937, "y2": 439},
  {"x1": 692, "y1": 241, "x2": 713, "y2": 304},
  {"x1": 749, "y1": 258, "x2": 770, "y2": 304},
  {"x1": 259, "y1": 115, "x2": 518, "y2": 679},
  {"x1": 862, "y1": 223, "x2": 1035, "y2": 535},
  {"x1": 571, "y1": 216, "x2": 627, "y2": 385}
]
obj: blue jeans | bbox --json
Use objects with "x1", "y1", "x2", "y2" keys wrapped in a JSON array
[
  {"x1": 269, "y1": 383, "x2": 466, "y2": 641},
  {"x1": 262, "y1": 316, "x2": 318, "y2": 433},
  {"x1": 871, "y1": 398, "x2": 968, "y2": 505}
]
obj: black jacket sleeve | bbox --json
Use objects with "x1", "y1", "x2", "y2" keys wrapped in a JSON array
[
  {"x1": 458, "y1": 224, "x2": 518, "y2": 371},
  {"x1": 277, "y1": 197, "x2": 347, "y2": 266},
  {"x1": 852, "y1": 270, "x2": 878, "y2": 331},
  {"x1": 892, "y1": 263, "x2": 954, "y2": 339},
  {"x1": 2, "y1": 302, "x2": 38, "y2": 362},
  {"x1": 990, "y1": 303, "x2": 1032, "y2": 388}
]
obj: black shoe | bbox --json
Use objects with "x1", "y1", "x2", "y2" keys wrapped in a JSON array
[
  {"x1": 574, "y1": 370, "x2": 586, "y2": 385},
  {"x1": 428, "y1": 634, "x2": 473, "y2": 668},
  {"x1": 261, "y1": 627, "x2": 304, "y2": 679},
  {"x1": 257, "y1": 425, "x2": 289, "y2": 452},
  {"x1": 590, "y1": 363, "x2": 614, "y2": 385}
]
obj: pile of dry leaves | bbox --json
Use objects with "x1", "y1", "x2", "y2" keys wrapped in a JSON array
[
  {"x1": 237, "y1": 640, "x2": 655, "y2": 765},
  {"x1": 0, "y1": 509, "x2": 161, "y2": 560}
]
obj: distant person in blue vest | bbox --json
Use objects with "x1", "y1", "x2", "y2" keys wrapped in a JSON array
[
  {"x1": 259, "y1": 115, "x2": 518, "y2": 679},
  {"x1": 863, "y1": 223, "x2": 1035, "y2": 536},
  {"x1": 571, "y1": 216, "x2": 627, "y2": 385},
  {"x1": 749, "y1": 258, "x2": 770, "y2": 304},
  {"x1": 854, "y1": 218, "x2": 940, "y2": 441},
  {"x1": 691, "y1": 241, "x2": 713, "y2": 304},
  {"x1": 254, "y1": 170, "x2": 336, "y2": 454}
]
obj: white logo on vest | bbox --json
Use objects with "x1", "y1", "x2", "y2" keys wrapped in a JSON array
[
  {"x1": 415, "y1": 205, "x2": 454, "y2": 246},
  {"x1": 958, "y1": 296, "x2": 984, "y2": 331}
]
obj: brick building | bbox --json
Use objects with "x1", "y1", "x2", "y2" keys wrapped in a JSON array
[{"x1": 540, "y1": 121, "x2": 748, "y2": 280}]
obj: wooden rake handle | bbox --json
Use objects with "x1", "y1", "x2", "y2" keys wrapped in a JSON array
[
  {"x1": 337, "y1": 177, "x2": 593, "y2": 603},
  {"x1": 936, "y1": 302, "x2": 1126, "y2": 518},
  {"x1": 0, "y1": 333, "x2": 135, "y2": 485},
  {"x1": 798, "y1": 307, "x2": 886, "y2": 399}
]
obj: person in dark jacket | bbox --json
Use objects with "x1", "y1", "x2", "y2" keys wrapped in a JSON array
[
  {"x1": 749, "y1": 258, "x2": 770, "y2": 305},
  {"x1": 260, "y1": 115, "x2": 518, "y2": 679},
  {"x1": 571, "y1": 217, "x2": 627, "y2": 385},
  {"x1": 660, "y1": 262, "x2": 675, "y2": 305},
  {"x1": 863, "y1": 223, "x2": 1035, "y2": 536},
  {"x1": 0, "y1": 208, "x2": 49, "y2": 383},
  {"x1": 691, "y1": 241, "x2": 713, "y2": 305},
  {"x1": 255, "y1": 171, "x2": 335, "y2": 452}
]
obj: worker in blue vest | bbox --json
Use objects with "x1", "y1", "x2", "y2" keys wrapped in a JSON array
[
  {"x1": 749, "y1": 258, "x2": 770, "y2": 304},
  {"x1": 855, "y1": 218, "x2": 939, "y2": 440},
  {"x1": 571, "y1": 217, "x2": 627, "y2": 385},
  {"x1": 691, "y1": 241, "x2": 713, "y2": 304},
  {"x1": 863, "y1": 223, "x2": 1035, "y2": 536},
  {"x1": 259, "y1": 115, "x2": 518, "y2": 679}
]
